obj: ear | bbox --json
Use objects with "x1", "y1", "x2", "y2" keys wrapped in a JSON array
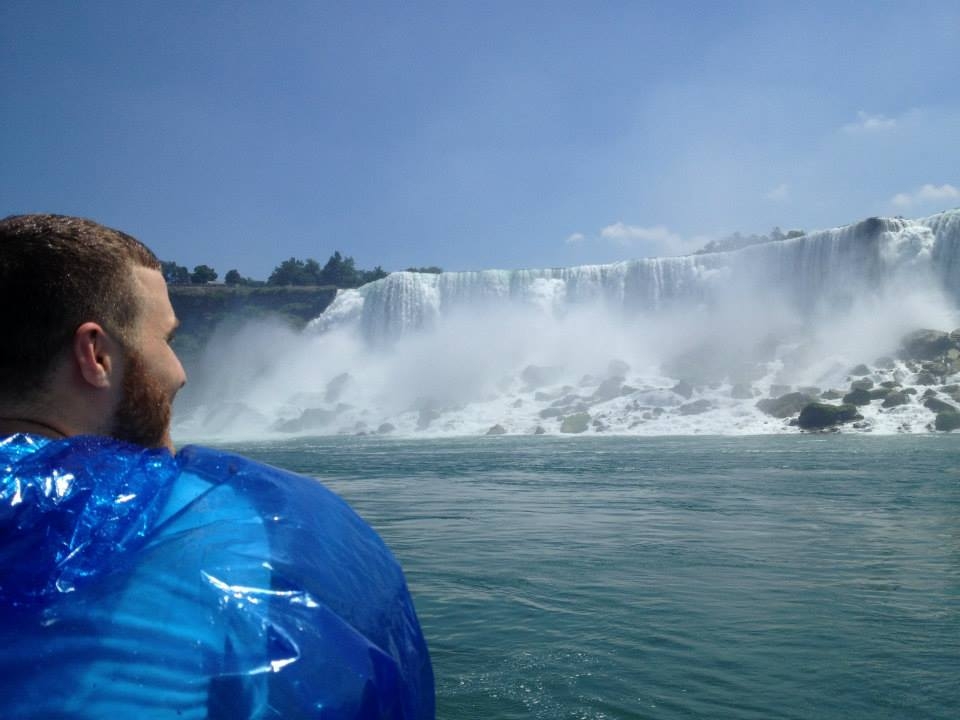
[{"x1": 73, "y1": 322, "x2": 122, "y2": 389}]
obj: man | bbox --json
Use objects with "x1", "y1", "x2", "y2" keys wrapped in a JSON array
[{"x1": 0, "y1": 214, "x2": 434, "y2": 719}]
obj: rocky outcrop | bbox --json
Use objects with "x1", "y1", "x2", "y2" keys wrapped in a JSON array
[
  {"x1": 560, "y1": 412, "x2": 590, "y2": 433},
  {"x1": 757, "y1": 392, "x2": 814, "y2": 418},
  {"x1": 797, "y1": 403, "x2": 862, "y2": 430}
]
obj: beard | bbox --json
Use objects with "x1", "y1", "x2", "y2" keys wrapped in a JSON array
[{"x1": 110, "y1": 349, "x2": 174, "y2": 450}]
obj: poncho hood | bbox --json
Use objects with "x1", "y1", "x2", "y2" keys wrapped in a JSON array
[{"x1": 0, "y1": 433, "x2": 178, "y2": 605}]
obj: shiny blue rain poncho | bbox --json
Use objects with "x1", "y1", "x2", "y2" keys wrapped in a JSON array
[{"x1": 0, "y1": 434, "x2": 434, "y2": 719}]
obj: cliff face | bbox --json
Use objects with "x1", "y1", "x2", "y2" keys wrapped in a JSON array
[{"x1": 168, "y1": 285, "x2": 337, "y2": 367}]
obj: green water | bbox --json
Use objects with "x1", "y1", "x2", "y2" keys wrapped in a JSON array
[{"x1": 224, "y1": 435, "x2": 960, "y2": 720}]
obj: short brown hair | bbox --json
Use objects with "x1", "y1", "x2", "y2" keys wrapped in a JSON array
[{"x1": 0, "y1": 214, "x2": 161, "y2": 399}]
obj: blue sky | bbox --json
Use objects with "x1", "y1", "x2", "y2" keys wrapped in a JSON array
[{"x1": 2, "y1": 1, "x2": 959, "y2": 279}]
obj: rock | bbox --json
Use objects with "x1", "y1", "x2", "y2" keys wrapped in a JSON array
[
  {"x1": 881, "y1": 391, "x2": 910, "y2": 408},
  {"x1": 922, "y1": 361, "x2": 949, "y2": 376},
  {"x1": 521, "y1": 365, "x2": 564, "y2": 388},
  {"x1": 798, "y1": 386, "x2": 821, "y2": 397},
  {"x1": 941, "y1": 384, "x2": 960, "y2": 393},
  {"x1": 874, "y1": 356, "x2": 896, "y2": 369},
  {"x1": 324, "y1": 372, "x2": 352, "y2": 402},
  {"x1": 730, "y1": 383, "x2": 754, "y2": 399},
  {"x1": 486, "y1": 424, "x2": 507, "y2": 435},
  {"x1": 671, "y1": 380, "x2": 694, "y2": 399},
  {"x1": 900, "y1": 329, "x2": 952, "y2": 360},
  {"x1": 679, "y1": 399, "x2": 713, "y2": 415},
  {"x1": 757, "y1": 392, "x2": 814, "y2": 418},
  {"x1": 880, "y1": 380, "x2": 899, "y2": 389},
  {"x1": 935, "y1": 410, "x2": 960, "y2": 432},
  {"x1": 869, "y1": 387, "x2": 892, "y2": 400},
  {"x1": 550, "y1": 393, "x2": 582, "y2": 408},
  {"x1": 377, "y1": 423, "x2": 396, "y2": 434},
  {"x1": 842, "y1": 388, "x2": 873, "y2": 406},
  {"x1": 923, "y1": 397, "x2": 957, "y2": 414},
  {"x1": 591, "y1": 377, "x2": 624, "y2": 402},
  {"x1": 607, "y1": 359, "x2": 631, "y2": 377},
  {"x1": 560, "y1": 412, "x2": 590, "y2": 434},
  {"x1": 417, "y1": 408, "x2": 440, "y2": 430},
  {"x1": 904, "y1": 387, "x2": 918, "y2": 395},
  {"x1": 850, "y1": 378, "x2": 874, "y2": 391},
  {"x1": 821, "y1": 389, "x2": 844, "y2": 400},
  {"x1": 914, "y1": 372, "x2": 938, "y2": 386},
  {"x1": 798, "y1": 403, "x2": 863, "y2": 430},
  {"x1": 539, "y1": 407, "x2": 565, "y2": 419},
  {"x1": 922, "y1": 388, "x2": 938, "y2": 399},
  {"x1": 849, "y1": 363, "x2": 871, "y2": 376},
  {"x1": 533, "y1": 425, "x2": 546, "y2": 435}
]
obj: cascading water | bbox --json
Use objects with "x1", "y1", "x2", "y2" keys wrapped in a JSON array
[{"x1": 175, "y1": 209, "x2": 960, "y2": 441}]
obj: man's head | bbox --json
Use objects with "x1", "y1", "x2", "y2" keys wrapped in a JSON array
[{"x1": 0, "y1": 214, "x2": 186, "y2": 449}]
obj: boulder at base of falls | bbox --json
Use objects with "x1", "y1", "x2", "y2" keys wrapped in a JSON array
[
  {"x1": 900, "y1": 329, "x2": 954, "y2": 361},
  {"x1": 591, "y1": 377, "x2": 624, "y2": 402},
  {"x1": 849, "y1": 364, "x2": 871, "y2": 377},
  {"x1": 560, "y1": 412, "x2": 591, "y2": 434},
  {"x1": 798, "y1": 403, "x2": 863, "y2": 430},
  {"x1": 671, "y1": 380, "x2": 694, "y2": 399},
  {"x1": 935, "y1": 410, "x2": 960, "y2": 432},
  {"x1": 923, "y1": 397, "x2": 957, "y2": 414},
  {"x1": 881, "y1": 391, "x2": 910, "y2": 408},
  {"x1": 679, "y1": 399, "x2": 713, "y2": 415},
  {"x1": 486, "y1": 424, "x2": 507, "y2": 435},
  {"x1": 850, "y1": 378, "x2": 874, "y2": 391},
  {"x1": 842, "y1": 388, "x2": 873, "y2": 406},
  {"x1": 756, "y1": 392, "x2": 814, "y2": 418}
]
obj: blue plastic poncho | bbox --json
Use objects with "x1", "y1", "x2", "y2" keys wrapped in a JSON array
[{"x1": 0, "y1": 434, "x2": 434, "y2": 719}]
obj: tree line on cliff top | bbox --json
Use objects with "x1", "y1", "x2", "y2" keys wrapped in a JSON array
[{"x1": 162, "y1": 252, "x2": 443, "y2": 289}]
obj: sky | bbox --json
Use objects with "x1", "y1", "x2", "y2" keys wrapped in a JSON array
[{"x1": 2, "y1": 1, "x2": 959, "y2": 279}]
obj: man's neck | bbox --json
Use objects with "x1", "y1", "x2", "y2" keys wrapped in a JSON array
[{"x1": 0, "y1": 417, "x2": 68, "y2": 439}]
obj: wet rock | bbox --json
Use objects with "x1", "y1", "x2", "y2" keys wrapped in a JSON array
[
  {"x1": 671, "y1": 380, "x2": 694, "y2": 400},
  {"x1": 880, "y1": 380, "x2": 899, "y2": 389},
  {"x1": 591, "y1": 377, "x2": 624, "y2": 402},
  {"x1": 850, "y1": 378, "x2": 874, "y2": 391},
  {"x1": 922, "y1": 388, "x2": 938, "y2": 399},
  {"x1": 757, "y1": 392, "x2": 814, "y2": 418},
  {"x1": 539, "y1": 407, "x2": 565, "y2": 419},
  {"x1": 914, "y1": 372, "x2": 938, "y2": 386},
  {"x1": 533, "y1": 425, "x2": 546, "y2": 435},
  {"x1": 607, "y1": 359, "x2": 631, "y2": 377},
  {"x1": 881, "y1": 391, "x2": 910, "y2": 408},
  {"x1": 842, "y1": 388, "x2": 873, "y2": 406},
  {"x1": 821, "y1": 389, "x2": 844, "y2": 400},
  {"x1": 923, "y1": 397, "x2": 957, "y2": 414},
  {"x1": 325, "y1": 372, "x2": 352, "y2": 403},
  {"x1": 900, "y1": 329, "x2": 952, "y2": 360},
  {"x1": 486, "y1": 424, "x2": 507, "y2": 435},
  {"x1": 935, "y1": 410, "x2": 960, "y2": 432},
  {"x1": 798, "y1": 403, "x2": 863, "y2": 430},
  {"x1": 679, "y1": 399, "x2": 713, "y2": 415},
  {"x1": 942, "y1": 384, "x2": 960, "y2": 393},
  {"x1": 849, "y1": 364, "x2": 871, "y2": 376},
  {"x1": 798, "y1": 386, "x2": 822, "y2": 397},
  {"x1": 417, "y1": 408, "x2": 440, "y2": 430},
  {"x1": 560, "y1": 412, "x2": 590, "y2": 434},
  {"x1": 869, "y1": 387, "x2": 892, "y2": 400},
  {"x1": 903, "y1": 387, "x2": 918, "y2": 395}
]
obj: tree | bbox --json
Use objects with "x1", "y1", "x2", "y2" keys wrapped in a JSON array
[
  {"x1": 360, "y1": 266, "x2": 389, "y2": 284},
  {"x1": 268, "y1": 257, "x2": 307, "y2": 285},
  {"x1": 320, "y1": 251, "x2": 359, "y2": 288},
  {"x1": 190, "y1": 264, "x2": 218, "y2": 284},
  {"x1": 404, "y1": 266, "x2": 443, "y2": 274},
  {"x1": 161, "y1": 260, "x2": 190, "y2": 285},
  {"x1": 224, "y1": 269, "x2": 242, "y2": 285}
]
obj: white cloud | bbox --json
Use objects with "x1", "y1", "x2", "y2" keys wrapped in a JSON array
[
  {"x1": 843, "y1": 110, "x2": 897, "y2": 133},
  {"x1": 891, "y1": 183, "x2": 960, "y2": 209},
  {"x1": 599, "y1": 222, "x2": 695, "y2": 256},
  {"x1": 765, "y1": 183, "x2": 789, "y2": 201},
  {"x1": 565, "y1": 232, "x2": 585, "y2": 244}
]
